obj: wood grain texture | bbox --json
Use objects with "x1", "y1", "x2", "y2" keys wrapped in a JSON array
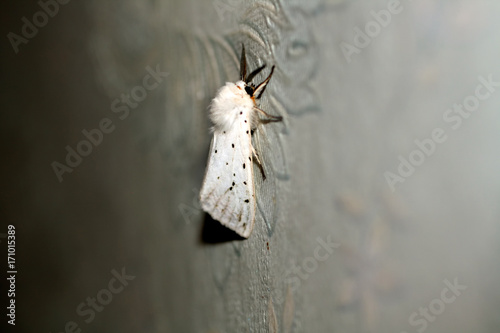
[{"x1": 4, "y1": 0, "x2": 500, "y2": 332}]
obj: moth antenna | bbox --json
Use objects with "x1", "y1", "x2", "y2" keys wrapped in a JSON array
[
  {"x1": 246, "y1": 65, "x2": 266, "y2": 83},
  {"x1": 254, "y1": 66, "x2": 275, "y2": 99},
  {"x1": 240, "y1": 43, "x2": 247, "y2": 81}
]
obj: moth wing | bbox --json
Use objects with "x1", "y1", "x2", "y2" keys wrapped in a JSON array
[{"x1": 199, "y1": 110, "x2": 256, "y2": 238}]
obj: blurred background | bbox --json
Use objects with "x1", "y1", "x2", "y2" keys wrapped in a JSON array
[{"x1": 2, "y1": 0, "x2": 500, "y2": 332}]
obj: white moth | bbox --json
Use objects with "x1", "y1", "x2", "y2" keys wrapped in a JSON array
[{"x1": 199, "y1": 44, "x2": 282, "y2": 238}]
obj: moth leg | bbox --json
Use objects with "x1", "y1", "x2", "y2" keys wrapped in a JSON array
[
  {"x1": 251, "y1": 144, "x2": 266, "y2": 180},
  {"x1": 253, "y1": 106, "x2": 283, "y2": 124}
]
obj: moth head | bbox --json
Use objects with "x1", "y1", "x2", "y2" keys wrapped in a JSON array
[
  {"x1": 244, "y1": 84, "x2": 255, "y2": 97},
  {"x1": 239, "y1": 43, "x2": 276, "y2": 99},
  {"x1": 234, "y1": 80, "x2": 256, "y2": 98}
]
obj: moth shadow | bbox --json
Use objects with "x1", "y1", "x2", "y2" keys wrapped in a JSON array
[{"x1": 200, "y1": 213, "x2": 245, "y2": 243}]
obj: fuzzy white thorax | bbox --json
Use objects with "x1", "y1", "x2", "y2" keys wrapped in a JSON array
[{"x1": 209, "y1": 81, "x2": 256, "y2": 133}]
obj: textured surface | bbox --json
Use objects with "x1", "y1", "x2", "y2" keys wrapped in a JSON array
[{"x1": 3, "y1": 0, "x2": 500, "y2": 332}]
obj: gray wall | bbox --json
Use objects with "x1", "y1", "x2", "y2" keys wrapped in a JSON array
[{"x1": 2, "y1": 0, "x2": 500, "y2": 332}]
